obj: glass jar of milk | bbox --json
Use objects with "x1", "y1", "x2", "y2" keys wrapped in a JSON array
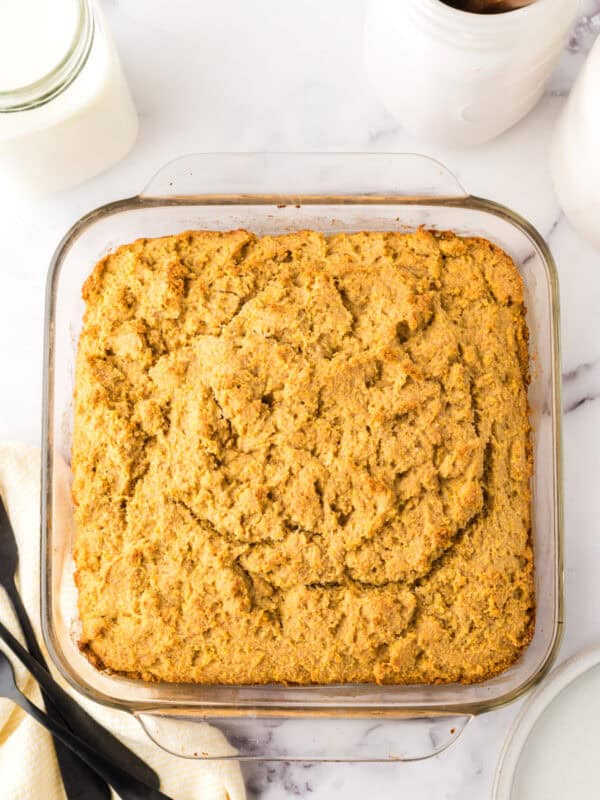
[
  {"x1": 0, "y1": 0, "x2": 138, "y2": 194},
  {"x1": 364, "y1": 0, "x2": 579, "y2": 147}
]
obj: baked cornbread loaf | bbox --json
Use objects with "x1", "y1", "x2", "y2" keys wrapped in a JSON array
[{"x1": 72, "y1": 228, "x2": 534, "y2": 685}]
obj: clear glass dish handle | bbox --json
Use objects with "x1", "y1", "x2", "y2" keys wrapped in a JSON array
[
  {"x1": 135, "y1": 710, "x2": 471, "y2": 762},
  {"x1": 139, "y1": 152, "x2": 468, "y2": 200}
]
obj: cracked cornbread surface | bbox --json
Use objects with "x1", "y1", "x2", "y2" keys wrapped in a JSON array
[{"x1": 72, "y1": 228, "x2": 534, "y2": 685}]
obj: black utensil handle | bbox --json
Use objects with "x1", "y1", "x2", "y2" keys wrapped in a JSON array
[
  {"x1": 0, "y1": 620, "x2": 159, "y2": 789},
  {"x1": 13, "y1": 693, "x2": 173, "y2": 800},
  {"x1": 6, "y1": 577, "x2": 47, "y2": 666},
  {"x1": 5, "y1": 581, "x2": 109, "y2": 800}
]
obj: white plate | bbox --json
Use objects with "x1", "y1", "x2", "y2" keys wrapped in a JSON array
[{"x1": 494, "y1": 645, "x2": 600, "y2": 799}]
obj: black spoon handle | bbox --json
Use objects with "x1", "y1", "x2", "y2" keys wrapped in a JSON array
[
  {"x1": 11, "y1": 691, "x2": 173, "y2": 800},
  {"x1": 0, "y1": 619, "x2": 159, "y2": 789},
  {"x1": 6, "y1": 577, "x2": 48, "y2": 666},
  {"x1": 4, "y1": 579, "x2": 109, "y2": 800}
]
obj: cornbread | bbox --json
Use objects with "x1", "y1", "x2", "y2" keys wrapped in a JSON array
[{"x1": 72, "y1": 228, "x2": 534, "y2": 685}]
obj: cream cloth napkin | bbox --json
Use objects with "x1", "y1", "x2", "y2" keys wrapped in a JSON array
[{"x1": 0, "y1": 444, "x2": 246, "y2": 800}]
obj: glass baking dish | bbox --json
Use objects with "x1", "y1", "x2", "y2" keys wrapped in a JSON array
[{"x1": 41, "y1": 153, "x2": 563, "y2": 761}]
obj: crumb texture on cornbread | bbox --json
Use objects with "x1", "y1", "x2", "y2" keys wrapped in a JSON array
[{"x1": 72, "y1": 228, "x2": 534, "y2": 685}]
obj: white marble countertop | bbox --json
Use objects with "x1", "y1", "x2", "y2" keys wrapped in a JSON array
[{"x1": 1, "y1": 1, "x2": 600, "y2": 797}]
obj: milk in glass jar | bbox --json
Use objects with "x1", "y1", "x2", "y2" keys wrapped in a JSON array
[{"x1": 0, "y1": 0, "x2": 138, "y2": 194}]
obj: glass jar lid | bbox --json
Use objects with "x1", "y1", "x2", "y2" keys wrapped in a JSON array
[{"x1": 0, "y1": 0, "x2": 93, "y2": 113}]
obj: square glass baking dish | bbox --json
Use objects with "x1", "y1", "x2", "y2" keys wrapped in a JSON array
[{"x1": 41, "y1": 153, "x2": 563, "y2": 761}]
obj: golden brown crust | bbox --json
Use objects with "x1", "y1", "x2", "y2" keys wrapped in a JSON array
[{"x1": 72, "y1": 228, "x2": 534, "y2": 685}]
